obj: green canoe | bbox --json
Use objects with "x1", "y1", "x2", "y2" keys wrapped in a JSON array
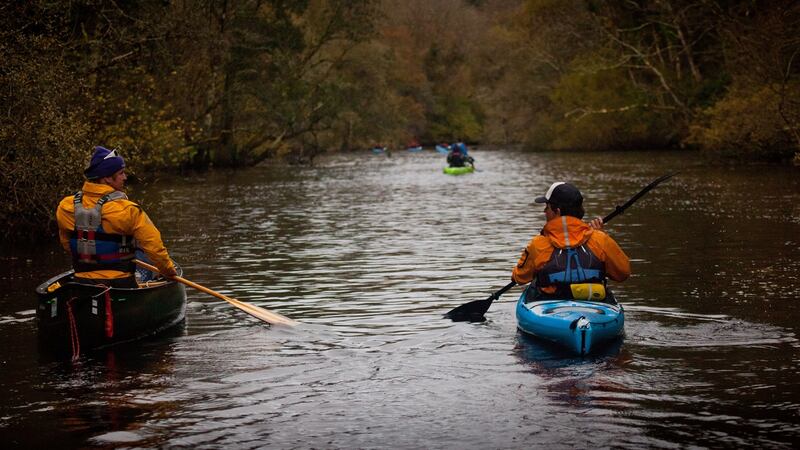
[
  {"x1": 443, "y1": 165, "x2": 475, "y2": 175},
  {"x1": 36, "y1": 267, "x2": 187, "y2": 356}
]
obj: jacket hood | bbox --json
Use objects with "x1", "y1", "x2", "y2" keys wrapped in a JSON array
[
  {"x1": 541, "y1": 215, "x2": 593, "y2": 249},
  {"x1": 81, "y1": 181, "x2": 118, "y2": 197}
]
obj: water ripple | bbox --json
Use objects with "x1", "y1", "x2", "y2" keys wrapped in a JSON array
[{"x1": 2, "y1": 150, "x2": 799, "y2": 448}]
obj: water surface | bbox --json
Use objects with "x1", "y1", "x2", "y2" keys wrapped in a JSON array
[{"x1": 1, "y1": 149, "x2": 798, "y2": 448}]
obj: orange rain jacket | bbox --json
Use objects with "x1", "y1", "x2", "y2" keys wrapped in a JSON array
[
  {"x1": 56, "y1": 181, "x2": 176, "y2": 280},
  {"x1": 512, "y1": 215, "x2": 630, "y2": 293}
]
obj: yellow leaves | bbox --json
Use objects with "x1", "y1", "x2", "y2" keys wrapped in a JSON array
[
  {"x1": 688, "y1": 83, "x2": 798, "y2": 160},
  {"x1": 95, "y1": 87, "x2": 200, "y2": 171}
]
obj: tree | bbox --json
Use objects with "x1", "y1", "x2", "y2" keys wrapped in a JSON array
[
  {"x1": 689, "y1": 0, "x2": 799, "y2": 161},
  {"x1": 194, "y1": 0, "x2": 378, "y2": 166}
]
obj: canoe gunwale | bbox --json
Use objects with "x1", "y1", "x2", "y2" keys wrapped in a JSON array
[{"x1": 35, "y1": 265, "x2": 184, "y2": 295}]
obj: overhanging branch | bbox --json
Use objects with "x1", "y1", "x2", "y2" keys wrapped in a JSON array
[{"x1": 565, "y1": 103, "x2": 677, "y2": 121}]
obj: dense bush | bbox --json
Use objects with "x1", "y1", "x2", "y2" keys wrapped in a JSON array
[
  {"x1": 0, "y1": 34, "x2": 90, "y2": 240},
  {"x1": 689, "y1": 84, "x2": 799, "y2": 162}
]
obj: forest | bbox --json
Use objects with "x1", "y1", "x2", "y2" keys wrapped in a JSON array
[{"x1": 1, "y1": 0, "x2": 799, "y2": 238}]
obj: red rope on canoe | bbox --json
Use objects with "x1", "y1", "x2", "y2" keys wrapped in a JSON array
[
  {"x1": 101, "y1": 285, "x2": 114, "y2": 339},
  {"x1": 66, "y1": 297, "x2": 80, "y2": 361}
]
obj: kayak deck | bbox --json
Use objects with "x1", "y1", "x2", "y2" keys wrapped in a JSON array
[
  {"x1": 443, "y1": 165, "x2": 475, "y2": 175},
  {"x1": 515, "y1": 288, "x2": 624, "y2": 355}
]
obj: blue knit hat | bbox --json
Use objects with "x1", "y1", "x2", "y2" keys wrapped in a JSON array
[{"x1": 84, "y1": 146, "x2": 125, "y2": 179}]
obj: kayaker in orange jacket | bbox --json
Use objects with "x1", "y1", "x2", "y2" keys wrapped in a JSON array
[
  {"x1": 56, "y1": 146, "x2": 177, "y2": 287},
  {"x1": 512, "y1": 182, "x2": 630, "y2": 298}
]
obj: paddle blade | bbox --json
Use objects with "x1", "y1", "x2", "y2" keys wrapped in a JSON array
[
  {"x1": 444, "y1": 297, "x2": 492, "y2": 322},
  {"x1": 133, "y1": 259, "x2": 298, "y2": 326},
  {"x1": 223, "y1": 294, "x2": 299, "y2": 326},
  {"x1": 445, "y1": 282, "x2": 516, "y2": 322}
]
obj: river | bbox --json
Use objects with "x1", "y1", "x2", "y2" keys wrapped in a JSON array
[{"x1": 1, "y1": 149, "x2": 798, "y2": 448}]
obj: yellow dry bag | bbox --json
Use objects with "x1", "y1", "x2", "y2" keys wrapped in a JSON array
[{"x1": 570, "y1": 283, "x2": 606, "y2": 301}]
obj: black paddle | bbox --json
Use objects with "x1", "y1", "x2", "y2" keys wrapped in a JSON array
[
  {"x1": 600, "y1": 173, "x2": 677, "y2": 224},
  {"x1": 444, "y1": 173, "x2": 678, "y2": 322}
]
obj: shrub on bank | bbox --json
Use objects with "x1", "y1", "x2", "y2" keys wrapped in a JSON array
[
  {"x1": 689, "y1": 83, "x2": 799, "y2": 162},
  {"x1": 0, "y1": 36, "x2": 90, "y2": 242}
]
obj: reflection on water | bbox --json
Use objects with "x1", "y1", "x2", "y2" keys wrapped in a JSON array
[
  {"x1": 1, "y1": 149, "x2": 799, "y2": 448},
  {"x1": 626, "y1": 304, "x2": 798, "y2": 348}
]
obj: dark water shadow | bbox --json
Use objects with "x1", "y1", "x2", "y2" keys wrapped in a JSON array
[
  {"x1": 512, "y1": 330, "x2": 633, "y2": 408},
  {"x1": 36, "y1": 318, "x2": 187, "y2": 363},
  {"x1": 512, "y1": 329, "x2": 626, "y2": 367},
  {"x1": 3, "y1": 325, "x2": 188, "y2": 449}
]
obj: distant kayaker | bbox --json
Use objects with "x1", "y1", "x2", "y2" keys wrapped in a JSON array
[
  {"x1": 511, "y1": 182, "x2": 630, "y2": 299},
  {"x1": 446, "y1": 142, "x2": 474, "y2": 168},
  {"x1": 453, "y1": 141, "x2": 469, "y2": 156},
  {"x1": 56, "y1": 146, "x2": 178, "y2": 288}
]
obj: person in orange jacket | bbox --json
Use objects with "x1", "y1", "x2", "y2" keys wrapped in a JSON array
[
  {"x1": 512, "y1": 182, "x2": 630, "y2": 299},
  {"x1": 56, "y1": 146, "x2": 178, "y2": 288}
]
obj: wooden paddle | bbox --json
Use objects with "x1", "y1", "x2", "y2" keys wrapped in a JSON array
[
  {"x1": 134, "y1": 259, "x2": 298, "y2": 326},
  {"x1": 444, "y1": 173, "x2": 678, "y2": 322}
]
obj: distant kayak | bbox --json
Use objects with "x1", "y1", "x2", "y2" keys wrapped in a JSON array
[
  {"x1": 435, "y1": 145, "x2": 450, "y2": 154},
  {"x1": 443, "y1": 166, "x2": 475, "y2": 175},
  {"x1": 371, "y1": 147, "x2": 387, "y2": 154},
  {"x1": 515, "y1": 286, "x2": 624, "y2": 355},
  {"x1": 407, "y1": 146, "x2": 423, "y2": 152}
]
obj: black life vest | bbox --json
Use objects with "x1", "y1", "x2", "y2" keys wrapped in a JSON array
[
  {"x1": 69, "y1": 191, "x2": 136, "y2": 273},
  {"x1": 447, "y1": 150, "x2": 465, "y2": 167},
  {"x1": 535, "y1": 243, "x2": 606, "y2": 298}
]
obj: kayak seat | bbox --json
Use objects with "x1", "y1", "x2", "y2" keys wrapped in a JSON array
[
  {"x1": 524, "y1": 285, "x2": 620, "y2": 306},
  {"x1": 542, "y1": 305, "x2": 607, "y2": 315}
]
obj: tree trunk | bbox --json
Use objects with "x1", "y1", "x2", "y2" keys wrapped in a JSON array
[
  {"x1": 674, "y1": 16, "x2": 702, "y2": 83},
  {"x1": 215, "y1": 68, "x2": 238, "y2": 166}
]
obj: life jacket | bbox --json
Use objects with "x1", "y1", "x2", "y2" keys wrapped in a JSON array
[
  {"x1": 447, "y1": 149, "x2": 465, "y2": 167},
  {"x1": 69, "y1": 191, "x2": 136, "y2": 273},
  {"x1": 535, "y1": 243, "x2": 606, "y2": 298}
]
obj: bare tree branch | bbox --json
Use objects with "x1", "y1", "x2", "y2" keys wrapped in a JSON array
[{"x1": 565, "y1": 103, "x2": 677, "y2": 121}]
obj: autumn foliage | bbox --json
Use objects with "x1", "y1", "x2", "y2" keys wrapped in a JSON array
[{"x1": 1, "y1": 0, "x2": 798, "y2": 239}]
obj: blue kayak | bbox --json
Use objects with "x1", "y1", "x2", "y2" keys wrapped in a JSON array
[
  {"x1": 515, "y1": 287, "x2": 624, "y2": 355},
  {"x1": 407, "y1": 146, "x2": 423, "y2": 152},
  {"x1": 435, "y1": 144, "x2": 450, "y2": 154}
]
